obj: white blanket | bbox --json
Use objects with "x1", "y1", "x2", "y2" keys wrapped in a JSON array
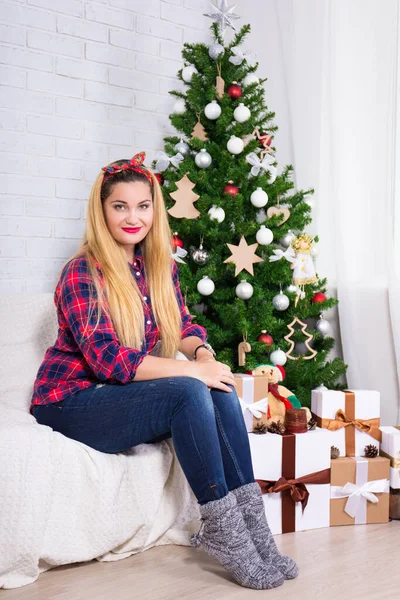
[
  {"x1": 0, "y1": 405, "x2": 200, "y2": 589},
  {"x1": 0, "y1": 293, "x2": 201, "y2": 589}
]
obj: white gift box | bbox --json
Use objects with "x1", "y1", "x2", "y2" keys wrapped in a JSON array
[
  {"x1": 311, "y1": 389, "x2": 381, "y2": 457},
  {"x1": 234, "y1": 374, "x2": 269, "y2": 432},
  {"x1": 380, "y1": 426, "x2": 400, "y2": 489},
  {"x1": 248, "y1": 429, "x2": 331, "y2": 535}
]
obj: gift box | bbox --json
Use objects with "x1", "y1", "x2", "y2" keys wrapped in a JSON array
[
  {"x1": 380, "y1": 426, "x2": 400, "y2": 520},
  {"x1": 330, "y1": 456, "x2": 389, "y2": 526},
  {"x1": 248, "y1": 429, "x2": 331, "y2": 534},
  {"x1": 311, "y1": 389, "x2": 381, "y2": 457},
  {"x1": 234, "y1": 374, "x2": 269, "y2": 432},
  {"x1": 380, "y1": 426, "x2": 400, "y2": 489}
]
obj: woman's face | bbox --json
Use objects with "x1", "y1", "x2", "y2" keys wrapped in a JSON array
[{"x1": 103, "y1": 180, "x2": 154, "y2": 261}]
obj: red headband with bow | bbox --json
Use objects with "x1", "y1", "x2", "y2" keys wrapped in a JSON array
[{"x1": 101, "y1": 152, "x2": 153, "y2": 186}]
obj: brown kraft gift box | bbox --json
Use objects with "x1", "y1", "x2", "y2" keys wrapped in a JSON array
[{"x1": 330, "y1": 456, "x2": 390, "y2": 526}]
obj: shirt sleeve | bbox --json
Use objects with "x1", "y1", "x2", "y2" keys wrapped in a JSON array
[
  {"x1": 57, "y1": 258, "x2": 147, "y2": 383},
  {"x1": 171, "y1": 259, "x2": 207, "y2": 342}
]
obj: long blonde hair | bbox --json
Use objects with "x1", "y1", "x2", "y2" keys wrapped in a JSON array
[{"x1": 66, "y1": 160, "x2": 182, "y2": 359}]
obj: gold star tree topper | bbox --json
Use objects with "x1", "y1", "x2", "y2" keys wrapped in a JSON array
[{"x1": 224, "y1": 235, "x2": 264, "y2": 276}]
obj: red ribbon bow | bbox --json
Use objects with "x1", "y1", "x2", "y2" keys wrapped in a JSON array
[{"x1": 101, "y1": 152, "x2": 153, "y2": 186}]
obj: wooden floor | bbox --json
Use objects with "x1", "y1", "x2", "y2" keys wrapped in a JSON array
[{"x1": 2, "y1": 521, "x2": 400, "y2": 599}]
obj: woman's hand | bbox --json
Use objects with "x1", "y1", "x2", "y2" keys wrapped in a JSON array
[{"x1": 188, "y1": 360, "x2": 237, "y2": 393}]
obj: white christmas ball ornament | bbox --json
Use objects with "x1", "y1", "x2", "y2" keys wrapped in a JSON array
[
  {"x1": 272, "y1": 292, "x2": 290, "y2": 311},
  {"x1": 270, "y1": 348, "x2": 287, "y2": 366},
  {"x1": 236, "y1": 280, "x2": 254, "y2": 299},
  {"x1": 197, "y1": 276, "x2": 215, "y2": 296},
  {"x1": 195, "y1": 149, "x2": 212, "y2": 169},
  {"x1": 233, "y1": 103, "x2": 251, "y2": 123},
  {"x1": 173, "y1": 98, "x2": 186, "y2": 114},
  {"x1": 208, "y1": 205, "x2": 225, "y2": 223},
  {"x1": 256, "y1": 225, "x2": 273, "y2": 245},
  {"x1": 227, "y1": 135, "x2": 244, "y2": 155},
  {"x1": 250, "y1": 187, "x2": 269, "y2": 208},
  {"x1": 242, "y1": 73, "x2": 260, "y2": 87},
  {"x1": 315, "y1": 317, "x2": 330, "y2": 336},
  {"x1": 209, "y1": 43, "x2": 224, "y2": 60},
  {"x1": 204, "y1": 100, "x2": 221, "y2": 120},
  {"x1": 182, "y1": 65, "x2": 198, "y2": 83}
]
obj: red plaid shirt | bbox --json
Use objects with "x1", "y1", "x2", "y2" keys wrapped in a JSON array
[{"x1": 30, "y1": 246, "x2": 207, "y2": 412}]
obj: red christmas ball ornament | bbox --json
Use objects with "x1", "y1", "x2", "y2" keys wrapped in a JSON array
[
  {"x1": 259, "y1": 132, "x2": 273, "y2": 148},
  {"x1": 223, "y1": 181, "x2": 239, "y2": 196},
  {"x1": 227, "y1": 82, "x2": 243, "y2": 99},
  {"x1": 257, "y1": 330, "x2": 274, "y2": 346},
  {"x1": 154, "y1": 172, "x2": 164, "y2": 186},
  {"x1": 172, "y1": 232, "x2": 184, "y2": 248},
  {"x1": 312, "y1": 292, "x2": 327, "y2": 304}
]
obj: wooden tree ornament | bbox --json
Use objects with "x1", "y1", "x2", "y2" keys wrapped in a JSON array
[
  {"x1": 191, "y1": 113, "x2": 209, "y2": 142},
  {"x1": 284, "y1": 316, "x2": 317, "y2": 361},
  {"x1": 168, "y1": 173, "x2": 200, "y2": 219}
]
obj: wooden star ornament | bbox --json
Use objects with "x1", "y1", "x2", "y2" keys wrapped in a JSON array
[{"x1": 224, "y1": 235, "x2": 264, "y2": 276}]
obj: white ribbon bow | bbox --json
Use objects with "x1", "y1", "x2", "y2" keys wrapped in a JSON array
[
  {"x1": 238, "y1": 397, "x2": 268, "y2": 419},
  {"x1": 332, "y1": 479, "x2": 389, "y2": 519},
  {"x1": 269, "y1": 247, "x2": 296, "y2": 264},
  {"x1": 171, "y1": 246, "x2": 188, "y2": 264},
  {"x1": 155, "y1": 151, "x2": 184, "y2": 172},
  {"x1": 246, "y1": 152, "x2": 278, "y2": 182},
  {"x1": 229, "y1": 46, "x2": 257, "y2": 66}
]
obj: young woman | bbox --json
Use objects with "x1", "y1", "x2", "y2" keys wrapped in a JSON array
[{"x1": 31, "y1": 153, "x2": 297, "y2": 590}]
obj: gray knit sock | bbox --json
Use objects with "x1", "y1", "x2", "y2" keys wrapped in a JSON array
[
  {"x1": 232, "y1": 482, "x2": 298, "y2": 580},
  {"x1": 190, "y1": 491, "x2": 284, "y2": 590}
]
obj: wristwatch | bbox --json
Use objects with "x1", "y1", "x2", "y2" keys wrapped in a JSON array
[{"x1": 193, "y1": 342, "x2": 216, "y2": 360}]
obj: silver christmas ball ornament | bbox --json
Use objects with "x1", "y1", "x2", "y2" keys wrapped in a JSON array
[
  {"x1": 270, "y1": 348, "x2": 287, "y2": 366},
  {"x1": 195, "y1": 148, "x2": 212, "y2": 169},
  {"x1": 315, "y1": 317, "x2": 330, "y2": 336},
  {"x1": 191, "y1": 243, "x2": 209, "y2": 265},
  {"x1": 294, "y1": 342, "x2": 308, "y2": 355},
  {"x1": 236, "y1": 280, "x2": 254, "y2": 300},
  {"x1": 280, "y1": 230, "x2": 295, "y2": 248},
  {"x1": 272, "y1": 292, "x2": 290, "y2": 311},
  {"x1": 174, "y1": 139, "x2": 190, "y2": 156},
  {"x1": 209, "y1": 43, "x2": 224, "y2": 60}
]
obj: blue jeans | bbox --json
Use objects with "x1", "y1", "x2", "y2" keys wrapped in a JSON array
[{"x1": 32, "y1": 376, "x2": 255, "y2": 505}]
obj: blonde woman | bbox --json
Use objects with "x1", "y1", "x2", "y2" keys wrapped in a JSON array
[{"x1": 30, "y1": 153, "x2": 297, "y2": 590}]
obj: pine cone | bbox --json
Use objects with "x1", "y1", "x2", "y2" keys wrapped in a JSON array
[
  {"x1": 331, "y1": 446, "x2": 340, "y2": 459},
  {"x1": 253, "y1": 422, "x2": 268, "y2": 435},
  {"x1": 267, "y1": 421, "x2": 286, "y2": 435},
  {"x1": 308, "y1": 417, "x2": 317, "y2": 431},
  {"x1": 364, "y1": 444, "x2": 379, "y2": 458}
]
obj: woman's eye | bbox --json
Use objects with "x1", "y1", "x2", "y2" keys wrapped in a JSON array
[
  {"x1": 140, "y1": 204, "x2": 150, "y2": 210},
  {"x1": 115, "y1": 204, "x2": 125, "y2": 210}
]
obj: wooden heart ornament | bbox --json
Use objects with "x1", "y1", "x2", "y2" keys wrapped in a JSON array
[{"x1": 267, "y1": 206, "x2": 290, "y2": 224}]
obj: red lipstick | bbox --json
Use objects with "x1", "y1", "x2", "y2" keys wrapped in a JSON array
[{"x1": 122, "y1": 227, "x2": 141, "y2": 233}]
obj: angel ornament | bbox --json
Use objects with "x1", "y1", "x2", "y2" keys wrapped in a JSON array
[{"x1": 270, "y1": 234, "x2": 318, "y2": 302}]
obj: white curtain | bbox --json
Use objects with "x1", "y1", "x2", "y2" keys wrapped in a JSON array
[{"x1": 268, "y1": 0, "x2": 400, "y2": 425}]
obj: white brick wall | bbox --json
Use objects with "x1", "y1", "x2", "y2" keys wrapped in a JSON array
[{"x1": 0, "y1": 0, "x2": 211, "y2": 292}]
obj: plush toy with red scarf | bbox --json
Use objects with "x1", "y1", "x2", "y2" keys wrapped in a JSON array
[{"x1": 246, "y1": 364, "x2": 311, "y2": 426}]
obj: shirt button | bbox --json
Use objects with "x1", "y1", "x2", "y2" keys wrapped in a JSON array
[
  {"x1": 136, "y1": 272, "x2": 140, "y2": 277},
  {"x1": 143, "y1": 296, "x2": 147, "y2": 301},
  {"x1": 134, "y1": 262, "x2": 137, "y2": 266},
  {"x1": 146, "y1": 320, "x2": 151, "y2": 325}
]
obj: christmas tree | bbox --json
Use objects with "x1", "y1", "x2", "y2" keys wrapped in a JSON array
[{"x1": 153, "y1": 7, "x2": 347, "y2": 407}]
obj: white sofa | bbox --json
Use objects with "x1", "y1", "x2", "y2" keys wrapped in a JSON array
[{"x1": 0, "y1": 293, "x2": 201, "y2": 590}]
